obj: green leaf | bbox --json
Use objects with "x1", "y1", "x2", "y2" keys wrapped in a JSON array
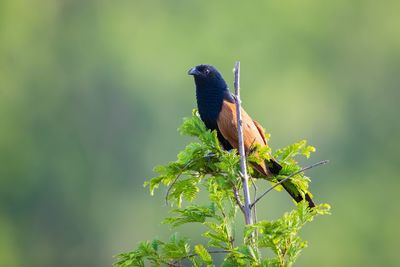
[
  {"x1": 167, "y1": 177, "x2": 201, "y2": 207},
  {"x1": 161, "y1": 233, "x2": 191, "y2": 259},
  {"x1": 163, "y1": 205, "x2": 215, "y2": 227},
  {"x1": 194, "y1": 244, "x2": 213, "y2": 265},
  {"x1": 178, "y1": 110, "x2": 208, "y2": 137},
  {"x1": 274, "y1": 140, "x2": 315, "y2": 163},
  {"x1": 203, "y1": 221, "x2": 233, "y2": 249}
]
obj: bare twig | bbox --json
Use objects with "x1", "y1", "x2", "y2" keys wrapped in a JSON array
[
  {"x1": 250, "y1": 177, "x2": 260, "y2": 241},
  {"x1": 232, "y1": 183, "x2": 245, "y2": 214},
  {"x1": 234, "y1": 61, "x2": 253, "y2": 225},
  {"x1": 251, "y1": 160, "x2": 329, "y2": 208},
  {"x1": 250, "y1": 178, "x2": 258, "y2": 224}
]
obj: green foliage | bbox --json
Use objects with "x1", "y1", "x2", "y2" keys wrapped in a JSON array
[
  {"x1": 163, "y1": 205, "x2": 216, "y2": 227},
  {"x1": 245, "y1": 203, "x2": 330, "y2": 267},
  {"x1": 117, "y1": 111, "x2": 330, "y2": 267}
]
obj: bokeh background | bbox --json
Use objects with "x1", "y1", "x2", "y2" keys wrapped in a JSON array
[{"x1": 1, "y1": 0, "x2": 399, "y2": 266}]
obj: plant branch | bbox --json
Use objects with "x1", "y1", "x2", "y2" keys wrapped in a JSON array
[
  {"x1": 234, "y1": 61, "x2": 253, "y2": 225},
  {"x1": 250, "y1": 178, "x2": 258, "y2": 224},
  {"x1": 232, "y1": 183, "x2": 245, "y2": 214},
  {"x1": 251, "y1": 160, "x2": 329, "y2": 208}
]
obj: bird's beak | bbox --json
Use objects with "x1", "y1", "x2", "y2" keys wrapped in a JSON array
[{"x1": 188, "y1": 67, "x2": 200, "y2": 76}]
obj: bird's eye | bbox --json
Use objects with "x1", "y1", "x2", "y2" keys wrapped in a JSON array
[{"x1": 204, "y1": 69, "x2": 210, "y2": 75}]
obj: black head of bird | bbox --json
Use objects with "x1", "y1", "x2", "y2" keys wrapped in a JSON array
[
  {"x1": 188, "y1": 64, "x2": 228, "y2": 92},
  {"x1": 188, "y1": 64, "x2": 233, "y2": 132}
]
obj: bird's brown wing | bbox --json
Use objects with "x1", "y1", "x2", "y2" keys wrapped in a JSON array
[
  {"x1": 252, "y1": 120, "x2": 268, "y2": 145},
  {"x1": 253, "y1": 119, "x2": 282, "y2": 175},
  {"x1": 217, "y1": 100, "x2": 273, "y2": 176}
]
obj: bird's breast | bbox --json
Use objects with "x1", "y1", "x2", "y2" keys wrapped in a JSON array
[{"x1": 196, "y1": 89, "x2": 224, "y2": 130}]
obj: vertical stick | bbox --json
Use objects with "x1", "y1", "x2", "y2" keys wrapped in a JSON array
[{"x1": 234, "y1": 61, "x2": 253, "y2": 225}]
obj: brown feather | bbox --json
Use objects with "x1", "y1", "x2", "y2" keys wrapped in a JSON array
[
  {"x1": 253, "y1": 120, "x2": 282, "y2": 175},
  {"x1": 217, "y1": 100, "x2": 274, "y2": 176},
  {"x1": 253, "y1": 120, "x2": 268, "y2": 145}
]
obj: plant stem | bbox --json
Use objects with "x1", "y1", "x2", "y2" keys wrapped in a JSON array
[{"x1": 234, "y1": 61, "x2": 253, "y2": 225}]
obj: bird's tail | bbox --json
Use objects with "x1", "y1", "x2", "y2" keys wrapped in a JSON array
[
  {"x1": 280, "y1": 179, "x2": 315, "y2": 208},
  {"x1": 269, "y1": 159, "x2": 315, "y2": 208}
]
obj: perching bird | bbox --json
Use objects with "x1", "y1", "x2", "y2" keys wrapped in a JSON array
[{"x1": 188, "y1": 64, "x2": 315, "y2": 207}]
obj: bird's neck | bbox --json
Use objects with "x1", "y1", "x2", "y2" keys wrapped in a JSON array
[{"x1": 196, "y1": 87, "x2": 230, "y2": 130}]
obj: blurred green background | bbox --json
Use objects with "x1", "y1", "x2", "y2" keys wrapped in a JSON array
[{"x1": 1, "y1": 0, "x2": 399, "y2": 266}]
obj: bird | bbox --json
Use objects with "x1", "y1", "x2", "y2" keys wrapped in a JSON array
[{"x1": 188, "y1": 64, "x2": 315, "y2": 207}]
